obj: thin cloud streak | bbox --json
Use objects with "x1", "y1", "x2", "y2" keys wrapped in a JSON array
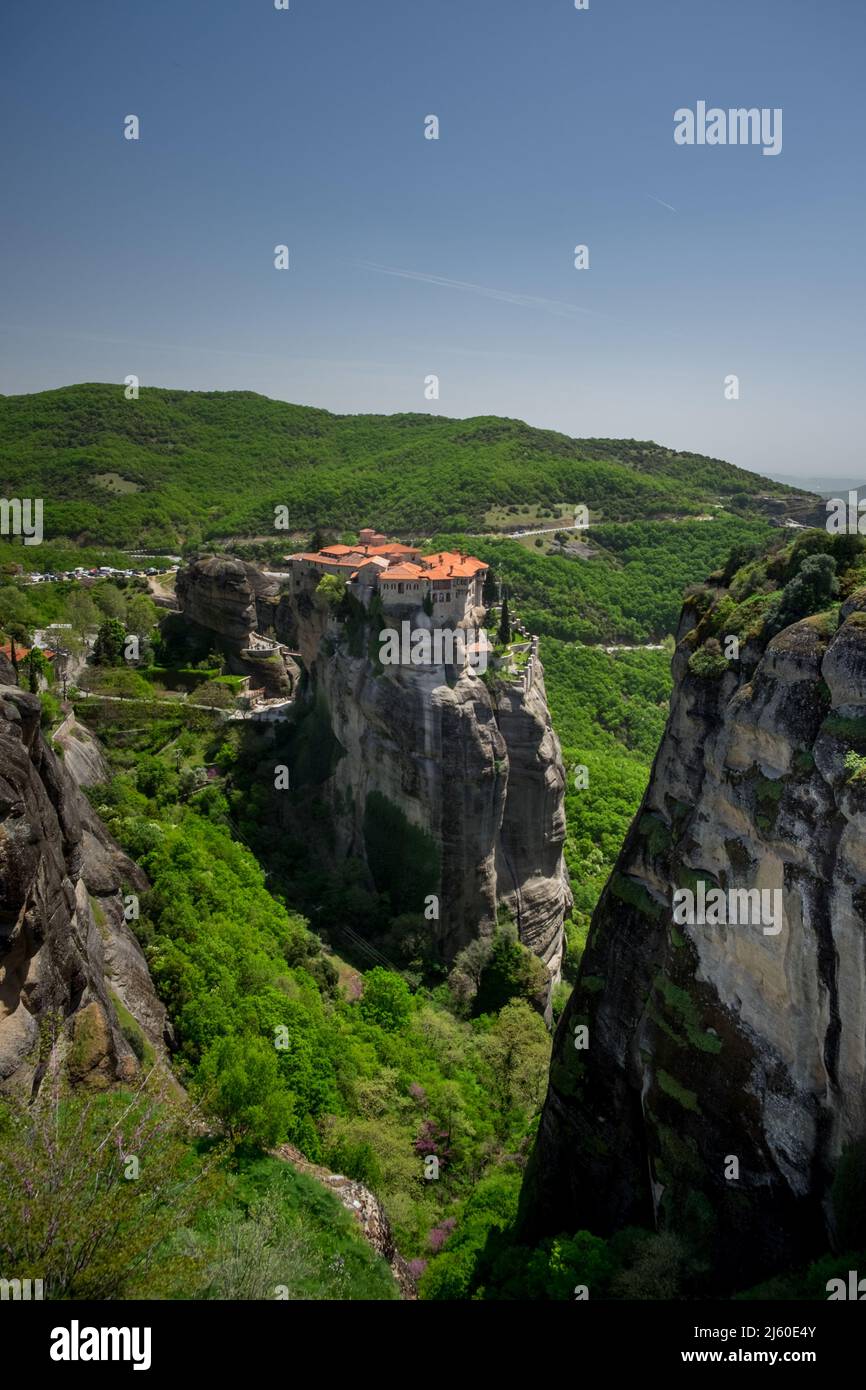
[
  {"x1": 648, "y1": 195, "x2": 678, "y2": 213},
  {"x1": 357, "y1": 261, "x2": 607, "y2": 320}
]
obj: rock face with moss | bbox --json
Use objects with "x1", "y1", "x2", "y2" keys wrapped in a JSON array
[
  {"x1": 524, "y1": 534, "x2": 866, "y2": 1289},
  {"x1": 176, "y1": 555, "x2": 571, "y2": 997},
  {"x1": 0, "y1": 682, "x2": 169, "y2": 1095}
]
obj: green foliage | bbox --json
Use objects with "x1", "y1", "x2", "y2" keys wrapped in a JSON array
[
  {"x1": 192, "y1": 1154, "x2": 398, "y2": 1300},
  {"x1": 316, "y1": 573, "x2": 346, "y2": 609},
  {"x1": 765, "y1": 553, "x2": 839, "y2": 637},
  {"x1": 538, "y1": 639, "x2": 671, "y2": 963},
  {"x1": 498, "y1": 595, "x2": 511, "y2": 645},
  {"x1": 421, "y1": 1170, "x2": 622, "y2": 1300},
  {"x1": 198, "y1": 1036, "x2": 295, "y2": 1147},
  {"x1": 93, "y1": 616, "x2": 127, "y2": 665},
  {"x1": 436, "y1": 518, "x2": 773, "y2": 644},
  {"x1": 0, "y1": 1088, "x2": 221, "y2": 1299},
  {"x1": 86, "y1": 708, "x2": 553, "y2": 1259},
  {"x1": 23, "y1": 644, "x2": 49, "y2": 692},
  {"x1": 473, "y1": 927, "x2": 548, "y2": 1016},
  {"x1": 359, "y1": 968, "x2": 413, "y2": 1032},
  {"x1": 80, "y1": 665, "x2": 155, "y2": 699},
  {"x1": 39, "y1": 690, "x2": 62, "y2": 728},
  {"x1": 822, "y1": 713, "x2": 866, "y2": 750},
  {"x1": 419, "y1": 1170, "x2": 522, "y2": 1299},
  {"x1": 844, "y1": 750, "x2": 866, "y2": 782},
  {"x1": 110, "y1": 992, "x2": 154, "y2": 1067},
  {"x1": 93, "y1": 582, "x2": 127, "y2": 622},
  {"x1": 195, "y1": 678, "x2": 236, "y2": 709},
  {"x1": 135, "y1": 753, "x2": 179, "y2": 802},
  {"x1": 67, "y1": 588, "x2": 100, "y2": 636},
  {"x1": 688, "y1": 638, "x2": 729, "y2": 679},
  {"x1": 653, "y1": 976, "x2": 722, "y2": 1054},
  {"x1": 0, "y1": 384, "x2": 798, "y2": 548}
]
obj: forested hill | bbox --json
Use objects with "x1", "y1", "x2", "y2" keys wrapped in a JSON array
[{"x1": 0, "y1": 383, "x2": 819, "y2": 549}]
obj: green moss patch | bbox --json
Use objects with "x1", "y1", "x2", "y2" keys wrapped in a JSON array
[
  {"x1": 610, "y1": 872, "x2": 663, "y2": 921},
  {"x1": 639, "y1": 812, "x2": 673, "y2": 859},
  {"x1": 110, "y1": 990, "x2": 154, "y2": 1068},
  {"x1": 654, "y1": 976, "x2": 722, "y2": 1054},
  {"x1": 657, "y1": 1068, "x2": 700, "y2": 1113}
]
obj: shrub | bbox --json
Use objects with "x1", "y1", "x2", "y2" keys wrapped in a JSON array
[
  {"x1": 844, "y1": 750, "x2": 866, "y2": 782},
  {"x1": 197, "y1": 1035, "x2": 294, "y2": 1148},
  {"x1": 687, "y1": 638, "x2": 729, "y2": 679},
  {"x1": 473, "y1": 925, "x2": 548, "y2": 1016},
  {"x1": 359, "y1": 968, "x2": 412, "y2": 1032},
  {"x1": 765, "y1": 554, "x2": 839, "y2": 637}
]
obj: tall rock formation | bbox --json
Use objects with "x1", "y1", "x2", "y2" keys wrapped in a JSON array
[
  {"x1": 174, "y1": 555, "x2": 299, "y2": 696},
  {"x1": 175, "y1": 556, "x2": 571, "y2": 991},
  {"x1": 0, "y1": 671, "x2": 170, "y2": 1096},
  {"x1": 523, "y1": 538, "x2": 866, "y2": 1289}
]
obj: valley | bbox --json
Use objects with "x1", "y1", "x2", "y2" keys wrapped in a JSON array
[{"x1": 1, "y1": 386, "x2": 864, "y2": 1304}]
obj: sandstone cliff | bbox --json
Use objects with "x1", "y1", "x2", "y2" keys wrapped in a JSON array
[
  {"x1": 176, "y1": 556, "x2": 571, "y2": 992},
  {"x1": 0, "y1": 680, "x2": 170, "y2": 1096},
  {"x1": 523, "y1": 537, "x2": 866, "y2": 1289}
]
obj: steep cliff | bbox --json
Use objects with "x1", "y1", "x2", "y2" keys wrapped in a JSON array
[
  {"x1": 524, "y1": 533, "x2": 866, "y2": 1289},
  {"x1": 0, "y1": 677, "x2": 170, "y2": 1096},
  {"x1": 176, "y1": 556, "x2": 571, "y2": 990}
]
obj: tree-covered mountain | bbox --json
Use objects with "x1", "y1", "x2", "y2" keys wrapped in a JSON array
[{"x1": 0, "y1": 383, "x2": 820, "y2": 550}]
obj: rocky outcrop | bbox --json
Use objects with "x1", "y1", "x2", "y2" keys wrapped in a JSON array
[
  {"x1": 175, "y1": 555, "x2": 267, "y2": 643},
  {"x1": 176, "y1": 556, "x2": 571, "y2": 994},
  {"x1": 523, "y1": 559, "x2": 866, "y2": 1290},
  {"x1": 0, "y1": 685, "x2": 169, "y2": 1096},
  {"x1": 495, "y1": 675, "x2": 570, "y2": 979},
  {"x1": 275, "y1": 1142, "x2": 416, "y2": 1298},
  {"x1": 174, "y1": 556, "x2": 297, "y2": 696},
  {"x1": 54, "y1": 715, "x2": 111, "y2": 787}
]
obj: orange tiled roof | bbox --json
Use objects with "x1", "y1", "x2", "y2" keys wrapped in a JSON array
[
  {"x1": 0, "y1": 644, "x2": 55, "y2": 661},
  {"x1": 364, "y1": 543, "x2": 420, "y2": 556},
  {"x1": 421, "y1": 551, "x2": 487, "y2": 580},
  {"x1": 380, "y1": 563, "x2": 426, "y2": 581},
  {"x1": 294, "y1": 553, "x2": 361, "y2": 568},
  {"x1": 293, "y1": 541, "x2": 485, "y2": 585}
]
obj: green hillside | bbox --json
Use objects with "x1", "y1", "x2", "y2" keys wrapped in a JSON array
[{"x1": 0, "y1": 383, "x2": 816, "y2": 550}]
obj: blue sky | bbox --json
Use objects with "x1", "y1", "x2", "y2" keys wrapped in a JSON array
[{"x1": 1, "y1": 0, "x2": 863, "y2": 478}]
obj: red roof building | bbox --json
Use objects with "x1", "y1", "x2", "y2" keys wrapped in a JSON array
[{"x1": 288, "y1": 532, "x2": 488, "y2": 619}]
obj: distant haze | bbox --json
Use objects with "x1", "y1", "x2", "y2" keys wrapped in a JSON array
[{"x1": 764, "y1": 473, "x2": 866, "y2": 495}]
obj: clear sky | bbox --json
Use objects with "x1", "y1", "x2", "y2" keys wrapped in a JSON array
[{"x1": 1, "y1": 0, "x2": 863, "y2": 478}]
